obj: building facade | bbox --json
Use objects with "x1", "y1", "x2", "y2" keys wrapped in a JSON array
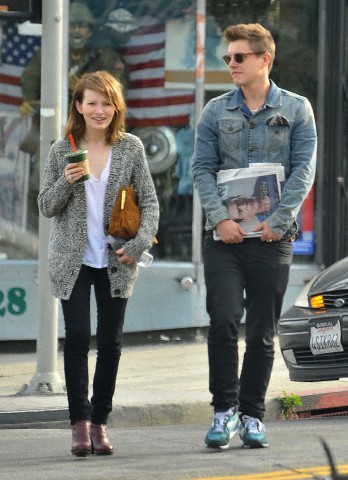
[{"x1": 0, "y1": 0, "x2": 346, "y2": 340}]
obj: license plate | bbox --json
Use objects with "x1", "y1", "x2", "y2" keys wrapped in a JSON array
[{"x1": 309, "y1": 319, "x2": 344, "y2": 355}]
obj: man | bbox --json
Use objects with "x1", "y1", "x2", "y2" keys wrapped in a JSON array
[
  {"x1": 192, "y1": 23, "x2": 317, "y2": 449},
  {"x1": 20, "y1": 2, "x2": 129, "y2": 115},
  {"x1": 19, "y1": 2, "x2": 129, "y2": 232}
]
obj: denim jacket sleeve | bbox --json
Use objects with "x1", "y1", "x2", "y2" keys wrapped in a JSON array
[
  {"x1": 192, "y1": 97, "x2": 231, "y2": 229},
  {"x1": 192, "y1": 85, "x2": 317, "y2": 237},
  {"x1": 265, "y1": 95, "x2": 317, "y2": 236}
]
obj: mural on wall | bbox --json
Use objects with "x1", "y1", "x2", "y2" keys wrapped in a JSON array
[
  {"x1": 164, "y1": 14, "x2": 231, "y2": 90},
  {"x1": 0, "y1": 0, "x2": 318, "y2": 261},
  {"x1": 0, "y1": 23, "x2": 41, "y2": 238}
]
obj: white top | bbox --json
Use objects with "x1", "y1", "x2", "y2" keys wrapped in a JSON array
[{"x1": 83, "y1": 151, "x2": 112, "y2": 268}]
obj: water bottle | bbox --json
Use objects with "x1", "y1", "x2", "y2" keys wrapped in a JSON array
[
  {"x1": 137, "y1": 251, "x2": 153, "y2": 268},
  {"x1": 106, "y1": 235, "x2": 125, "y2": 251},
  {"x1": 106, "y1": 235, "x2": 153, "y2": 268}
]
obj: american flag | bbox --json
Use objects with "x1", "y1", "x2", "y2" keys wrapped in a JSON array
[
  {"x1": 0, "y1": 19, "x2": 195, "y2": 125},
  {"x1": 122, "y1": 16, "x2": 195, "y2": 128},
  {"x1": 0, "y1": 23, "x2": 41, "y2": 112},
  {"x1": 0, "y1": 24, "x2": 40, "y2": 229}
]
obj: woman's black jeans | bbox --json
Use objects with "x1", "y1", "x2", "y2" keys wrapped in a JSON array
[
  {"x1": 61, "y1": 265, "x2": 128, "y2": 425},
  {"x1": 203, "y1": 232, "x2": 293, "y2": 420}
]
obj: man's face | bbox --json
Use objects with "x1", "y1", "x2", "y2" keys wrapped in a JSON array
[
  {"x1": 227, "y1": 200, "x2": 258, "y2": 222},
  {"x1": 69, "y1": 22, "x2": 92, "y2": 49},
  {"x1": 225, "y1": 39, "x2": 265, "y2": 87}
]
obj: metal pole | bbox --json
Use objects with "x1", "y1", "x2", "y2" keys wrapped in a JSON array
[
  {"x1": 61, "y1": 0, "x2": 69, "y2": 129},
  {"x1": 191, "y1": 0, "x2": 206, "y2": 327},
  {"x1": 315, "y1": 0, "x2": 326, "y2": 267},
  {"x1": 192, "y1": 0, "x2": 205, "y2": 265},
  {"x1": 25, "y1": 0, "x2": 66, "y2": 394}
]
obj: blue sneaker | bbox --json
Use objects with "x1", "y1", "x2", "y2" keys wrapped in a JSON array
[
  {"x1": 239, "y1": 415, "x2": 269, "y2": 448},
  {"x1": 205, "y1": 407, "x2": 240, "y2": 449}
]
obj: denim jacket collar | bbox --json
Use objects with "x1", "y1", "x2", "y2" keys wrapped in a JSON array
[{"x1": 227, "y1": 80, "x2": 282, "y2": 111}]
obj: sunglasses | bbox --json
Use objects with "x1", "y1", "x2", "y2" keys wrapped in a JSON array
[{"x1": 222, "y1": 52, "x2": 264, "y2": 65}]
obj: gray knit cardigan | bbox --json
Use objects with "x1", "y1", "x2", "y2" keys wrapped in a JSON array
[{"x1": 38, "y1": 133, "x2": 159, "y2": 300}]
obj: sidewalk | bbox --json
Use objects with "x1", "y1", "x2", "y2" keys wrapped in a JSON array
[{"x1": 1, "y1": 331, "x2": 348, "y2": 428}]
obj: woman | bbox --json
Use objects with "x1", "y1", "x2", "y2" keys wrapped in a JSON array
[{"x1": 38, "y1": 70, "x2": 159, "y2": 457}]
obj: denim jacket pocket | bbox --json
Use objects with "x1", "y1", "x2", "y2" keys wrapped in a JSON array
[
  {"x1": 218, "y1": 120, "x2": 243, "y2": 154},
  {"x1": 264, "y1": 124, "x2": 291, "y2": 163}
]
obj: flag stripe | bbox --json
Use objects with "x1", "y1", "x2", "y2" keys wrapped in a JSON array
[
  {"x1": 127, "y1": 100, "x2": 194, "y2": 117},
  {"x1": 122, "y1": 16, "x2": 194, "y2": 128},
  {"x1": 128, "y1": 59, "x2": 164, "y2": 72},
  {"x1": 127, "y1": 95, "x2": 195, "y2": 108},
  {"x1": 0, "y1": 93, "x2": 22, "y2": 106},
  {"x1": 127, "y1": 115, "x2": 190, "y2": 128},
  {"x1": 136, "y1": 23, "x2": 166, "y2": 35},
  {"x1": 127, "y1": 87, "x2": 193, "y2": 100},
  {"x1": 129, "y1": 67, "x2": 165, "y2": 81},
  {"x1": 124, "y1": 50, "x2": 165, "y2": 66},
  {"x1": 128, "y1": 78, "x2": 166, "y2": 89},
  {"x1": 128, "y1": 102, "x2": 194, "y2": 117},
  {"x1": 0, "y1": 72, "x2": 22, "y2": 87},
  {"x1": 124, "y1": 42, "x2": 165, "y2": 56}
]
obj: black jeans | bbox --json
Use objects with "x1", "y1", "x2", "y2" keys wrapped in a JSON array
[
  {"x1": 61, "y1": 265, "x2": 128, "y2": 425},
  {"x1": 203, "y1": 232, "x2": 293, "y2": 420}
]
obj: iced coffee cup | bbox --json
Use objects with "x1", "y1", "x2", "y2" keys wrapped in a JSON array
[{"x1": 65, "y1": 149, "x2": 90, "y2": 182}]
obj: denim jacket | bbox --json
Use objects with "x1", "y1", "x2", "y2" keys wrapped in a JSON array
[{"x1": 192, "y1": 80, "x2": 317, "y2": 238}]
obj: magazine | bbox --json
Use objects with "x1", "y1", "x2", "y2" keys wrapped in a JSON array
[{"x1": 214, "y1": 163, "x2": 284, "y2": 240}]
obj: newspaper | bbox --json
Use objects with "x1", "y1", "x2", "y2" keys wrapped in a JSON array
[{"x1": 214, "y1": 163, "x2": 284, "y2": 239}]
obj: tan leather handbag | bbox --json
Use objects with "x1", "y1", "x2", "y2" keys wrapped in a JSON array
[{"x1": 108, "y1": 186, "x2": 141, "y2": 240}]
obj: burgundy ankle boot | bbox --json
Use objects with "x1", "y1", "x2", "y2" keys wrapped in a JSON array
[
  {"x1": 71, "y1": 420, "x2": 92, "y2": 457},
  {"x1": 90, "y1": 423, "x2": 114, "y2": 455}
]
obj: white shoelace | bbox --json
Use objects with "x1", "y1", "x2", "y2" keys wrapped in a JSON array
[
  {"x1": 242, "y1": 415, "x2": 264, "y2": 434},
  {"x1": 213, "y1": 408, "x2": 235, "y2": 432}
]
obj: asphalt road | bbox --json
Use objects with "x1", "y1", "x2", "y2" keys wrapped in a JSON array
[{"x1": 1, "y1": 418, "x2": 347, "y2": 480}]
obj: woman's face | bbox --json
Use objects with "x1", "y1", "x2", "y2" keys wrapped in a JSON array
[{"x1": 75, "y1": 88, "x2": 115, "y2": 133}]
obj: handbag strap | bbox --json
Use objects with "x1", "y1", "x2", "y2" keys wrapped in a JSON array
[{"x1": 121, "y1": 190, "x2": 126, "y2": 210}]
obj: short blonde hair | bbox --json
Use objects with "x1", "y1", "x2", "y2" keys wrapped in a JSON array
[
  {"x1": 65, "y1": 70, "x2": 126, "y2": 144},
  {"x1": 224, "y1": 23, "x2": 275, "y2": 71}
]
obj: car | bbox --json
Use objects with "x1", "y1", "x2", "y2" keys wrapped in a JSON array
[{"x1": 278, "y1": 256, "x2": 348, "y2": 382}]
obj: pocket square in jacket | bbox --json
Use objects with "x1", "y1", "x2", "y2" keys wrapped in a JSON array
[{"x1": 267, "y1": 113, "x2": 290, "y2": 126}]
